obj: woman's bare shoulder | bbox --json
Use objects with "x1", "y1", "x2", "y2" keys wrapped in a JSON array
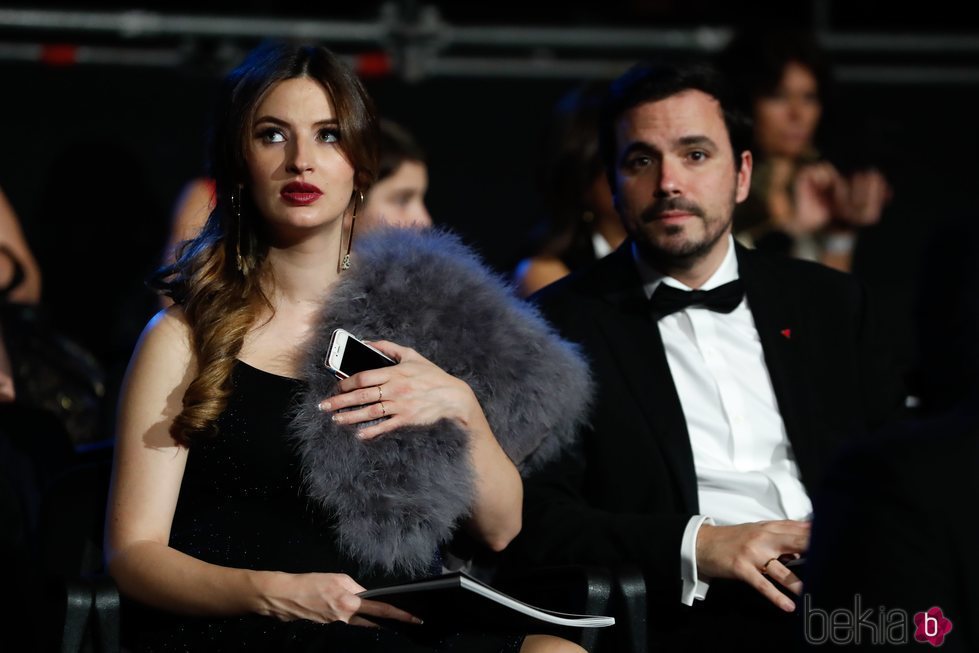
[{"x1": 130, "y1": 305, "x2": 195, "y2": 376}]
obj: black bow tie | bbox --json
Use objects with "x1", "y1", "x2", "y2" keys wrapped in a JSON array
[{"x1": 648, "y1": 279, "x2": 745, "y2": 321}]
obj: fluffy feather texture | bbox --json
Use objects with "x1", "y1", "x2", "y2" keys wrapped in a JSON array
[{"x1": 289, "y1": 227, "x2": 592, "y2": 575}]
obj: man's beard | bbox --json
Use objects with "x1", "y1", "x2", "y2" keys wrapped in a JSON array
[{"x1": 634, "y1": 195, "x2": 733, "y2": 268}]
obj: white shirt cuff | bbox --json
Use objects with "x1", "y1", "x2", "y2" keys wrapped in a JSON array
[{"x1": 680, "y1": 515, "x2": 714, "y2": 605}]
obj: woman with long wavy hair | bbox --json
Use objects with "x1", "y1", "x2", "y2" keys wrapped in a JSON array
[{"x1": 105, "y1": 42, "x2": 590, "y2": 652}]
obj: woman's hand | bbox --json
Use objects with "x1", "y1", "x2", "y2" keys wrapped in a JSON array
[
  {"x1": 319, "y1": 340, "x2": 522, "y2": 549},
  {"x1": 786, "y1": 161, "x2": 842, "y2": 236},
  {"x1": 837, "y1": 168, "x2": 891, "y2": 227},
  {"x1": 319, "y1": 340, "x2": 481, "y2": 440},
  {"x1": 258, "y1": 571, "x2": 421, "y2": 627},
  {"x1": 794, "y1": 164, "x2": 891, "y2": 230}
]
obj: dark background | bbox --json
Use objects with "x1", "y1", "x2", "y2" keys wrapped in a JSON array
[{"x1": 2, "y1": 0, "x2": 978, "y2": 434}]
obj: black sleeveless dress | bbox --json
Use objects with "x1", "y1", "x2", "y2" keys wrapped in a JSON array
[{"x1": 129, "y1": 360, "x2": 524, "y2": 652}]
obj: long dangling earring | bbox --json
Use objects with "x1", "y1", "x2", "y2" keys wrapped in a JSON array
[
  {"x1": 338, "y1": 189, "x2": 364, "y2": 273},
  {"x1": 232, "y1": 186, "x2": 246, "y2": 274}
]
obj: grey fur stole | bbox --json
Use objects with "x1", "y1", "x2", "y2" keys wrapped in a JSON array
[{"x1": 289, "y1": 227, "x2": 592, "y2": 575}]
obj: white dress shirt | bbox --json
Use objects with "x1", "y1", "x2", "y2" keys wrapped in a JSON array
[
  {"x1": 592, "y1": 231, "x2": 614, "y2": 259},
  {"x1": 633, "y1": 236, "x2": 812, "y2": 605}
]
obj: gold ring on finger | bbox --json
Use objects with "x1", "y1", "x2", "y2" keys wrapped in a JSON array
[{"x1": 762, "y1": 557, "x2": 778, "y2": 574}]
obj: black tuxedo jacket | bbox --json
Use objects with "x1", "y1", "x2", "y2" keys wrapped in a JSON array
[{"x1": 515, "y1": 240, "x2": 904, "y2": 594}]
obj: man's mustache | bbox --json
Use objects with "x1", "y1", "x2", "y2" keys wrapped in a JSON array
[{"x1": 639, "y1": 198, "x2": 705, "y2": 222}]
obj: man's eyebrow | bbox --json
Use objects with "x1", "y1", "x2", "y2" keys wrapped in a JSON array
[
  {"x1": 677, "y1": 135, "x2": 718, "y2": 149},
  {"x1": 619, "y1": 141, "x2": 657, "y2": 160},
  {"x1": 618, "y1": 134, "x2": 719, "y2": 162}
]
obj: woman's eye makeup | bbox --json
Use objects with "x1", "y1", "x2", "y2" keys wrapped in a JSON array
[
  {"x1": 317, "y1": 128, "x2": 340, "y2": 143},
  {"x1": 257, "y1": 127, "x2": 286, "y2": 143},
  {"x1": 254, "y1": 125, "x2": 339, "y2": 144}
]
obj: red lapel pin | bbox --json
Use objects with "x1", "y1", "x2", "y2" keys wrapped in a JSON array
[{"x1": 781, "y1": 328, "x2": 792, "y2": 339}]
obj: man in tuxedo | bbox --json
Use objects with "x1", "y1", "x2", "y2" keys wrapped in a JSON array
[{"x1": 513, "y1": 62, "x2": 903, "y2": 650}]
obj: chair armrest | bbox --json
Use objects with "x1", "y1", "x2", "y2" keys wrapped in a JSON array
[
  {"x1": 92, "y1": 575, "x2": 120, "y2": 653},
  {"x1": 52, "y1": 574, "x2": 120, "y2": 653},
  {"x1": 495, "y1": 565, "x2": 613, "y2": 652},
  {"x1": 610, "y1": 565, "x2": 648, "y2": 653},
  {"x1": 60, "y1": 578, "x2": 94, "y2": 653}
]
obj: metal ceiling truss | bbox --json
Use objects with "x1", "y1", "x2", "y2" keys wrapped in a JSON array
[{"x1": 1, "y1": 3, "x2": 978, "y2": 83}]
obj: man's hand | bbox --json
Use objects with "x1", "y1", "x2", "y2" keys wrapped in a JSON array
[{"x1": 696, "y1": 520, "x2": 810, "y2": 612}]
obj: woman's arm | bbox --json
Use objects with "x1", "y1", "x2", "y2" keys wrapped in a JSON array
[
  {"x1": 106, "y1": 309, "x2": 417, "y2": 624},
  {"x1": 0, "y1": 187, "x2": 41, "y2": 303},
  {"x1": 106, "y1": 307, "x2": 262, "y2": 615},
  {"x1": 462, "y1": 403, "x2": 524, "y2": 551},
  {"x1": 323, "y1": 340, "x2": 523, "y2": 551}
]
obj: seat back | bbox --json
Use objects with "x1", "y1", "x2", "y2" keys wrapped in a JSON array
[{"x1": 36, "y1": 454, "x2": 120, "y2": 653}]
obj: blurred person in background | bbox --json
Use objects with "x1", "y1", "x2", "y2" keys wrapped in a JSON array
[
  {"x1": 513, "y1": 81, "x2": 626, "y2": 297},
  {"x1": 1, "y1": 184, "x2": 77, "y2": 644},
  {"x1": 718, "y1": 28, "x2": 891, "y2": 273},
  {"x1": 0, "y1": 186, "x2": 42, "y2": 306},
  {"x1": 357, "y1": 118, "x2": 432, "y2": 231},
  {"x1": 1, "y1": 185, "x2": 43, "y2": 403}
]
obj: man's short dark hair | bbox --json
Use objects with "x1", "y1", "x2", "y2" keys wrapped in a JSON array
[{"x1": 598, "y1": 61, "x2": 752, "y2": 188}]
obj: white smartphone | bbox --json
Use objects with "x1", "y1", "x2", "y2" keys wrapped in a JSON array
[{"x1": 325, "y1": 328, "x2": 397, "y2": 380}]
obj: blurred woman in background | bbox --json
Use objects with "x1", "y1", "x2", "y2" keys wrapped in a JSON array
[
  {"x1": 513, "y1": 81, "x2": 625, "y2": 297},
  {"x1": 719, "y1": 28, "x2": 891, "y2": 272}
]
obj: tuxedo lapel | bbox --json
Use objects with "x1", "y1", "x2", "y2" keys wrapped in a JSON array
[
  {"x1": 736, "y1": 245, "x2": 817, "y2": 489},
  {"x1": 589, "y1": 246, "x2": 699, "y2": 513}
]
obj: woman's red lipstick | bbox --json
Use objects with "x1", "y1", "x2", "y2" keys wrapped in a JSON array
[{"x1": 281, "y1": 181, "x2": 323, "y2": 205}]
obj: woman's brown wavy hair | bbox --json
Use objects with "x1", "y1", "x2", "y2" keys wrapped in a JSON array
[{"x1": 152, "y1": 42, "x2": 379, "y2": 444}]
